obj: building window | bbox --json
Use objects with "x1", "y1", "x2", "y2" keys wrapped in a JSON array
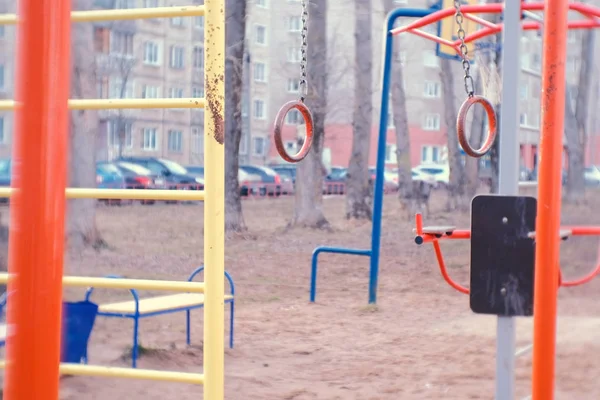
[
  {"x1": 423, "y1": 81, "x2": 441, "y2": 98},
  {"x1": 286, "y1": 109, "x2": 301, "y2": 124},
  {"x1": 110, "y1": 31, "x2": 134, "y2": 56},
  {"x1": 142, "y1": 85, "x2": 160, "y2": 99},
  {"x1": 109, "y1": 78, "x2": 135, "y2": 99},
  {"x1": 192, "y1": 87, "x2": 204, "y2": 98},
  {"x1": 422, "y1": 113, "x2": 440, "y2": 130},
  {"x1": 256, "y1": 0, "x2": 268, "y2": 7},
  {"x1": 287, "y1": 79, "x2": 299, "y2": 93},
  {"x1": 253, "y1": 99, "x2": 266, "y2": 119},
  {"x1": 0, "y1": 65, "x2": 4, "y2": 90},
  {"x1": 144, "y1": 41, "x2": 160, "y2": 65},
  {"x1": 142, "y1": 128, "x2": 158, "y2": 151},
  {"x1": 168, "y1": 130, "x2": 183, "y2": 152},
  {"x1": 194, "y1": 16, "x2": 204, "y2": 29},
  {"x1": 520, "y1": 113, "x2": 528, "y2": 126},
  {"x1": 169, "y1": 87, "x2": 184, "y2": 98},
  {"x1": 170, "y1": 46, "x2": 185, "y2": 69},
  {"x1": 0, "y1": 25, "x2": 4, "y2": 38},
  {"x1": 421, "y1": 146, "x2": 441, "y2": 163},
  {"x1": 385, "y1": 144, "x2": 397, "y2": 163},
  {"x1": 108, "y1": 120, "x2": 133, "y2": 148},
  {"x1": 255, "y1": 25, "x2": 267, "y2": 45},
  {"x1": 423, "y1": 50, "x2": 439, "y2": 67},
  {"x1": 240, "y1": 132, "x2": 248, "y2": 154},
  {"x1": 171, "y1": 17, "x2": 185, "y2": 27},
  {"x1": 0, "y1": 117, "x2": 5, "y2": 144},
  {"x1": 253, "y1": 137, "x2": 266, "y2": 156},
  {"x1": 287, "y1": 16, "x2": 301, "y2": 32},
  {"x1": 287, "y1": 47, "x2": 301, "y2": 63},
  {"x1": 193, "y1": 46, "x2": 204, "y2": 68},
  {"x1": 253, "y1": 62, "x2": 267, "y2": 82},
  {"x1": 191, "y1": 127, "x2": 203, "y2": 154},
  {"x1": 115, "y1": 0, "x2": 134, "y2": 8},
  {"x1": 94, "y1": 27, "x2": 110, "y2": 53},
  {"x1": 387, "y1": 109, "x2": 394, "y2": 128},
  {"x1": 143, "y1": 0, "x2": 158, "y2": 6}
]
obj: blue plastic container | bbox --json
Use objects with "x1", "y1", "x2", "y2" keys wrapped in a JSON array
[{"x1": 61, "y1": 300, "x2": 99, "y2": 364}]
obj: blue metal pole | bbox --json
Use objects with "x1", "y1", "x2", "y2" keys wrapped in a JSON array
[{"x1": 368, "y1": 8, "x2": 433, "y2": 304}]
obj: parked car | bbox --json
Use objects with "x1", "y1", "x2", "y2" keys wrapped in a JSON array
[
  {"x1": 411, "y1": 164, "x2": 450, "y2": 189},
  {"x1": 368, "y1": 167, "x2": 400, "y2": 192},
  {"x1": 271, "y1": 165, "x2": 297, "y2": 184},
  {"x1": 324, "y1": 167, "x2": 347, "y2": 195},
  {"x1": 96, "y1": 162, "x2": 126, "y2": 205},
  {"x1": 113, "y1": 161, "x2": 168, "y2": 205},
  {"x1": 239, "y1": 165, "x2": 282, "y2": 196},
  {"x1": 238, "y1": 168, "x2": 266, "y2": 197},
  {"x1": 0, "y1": 159, "x2": 11, "y2": 204},
  {"x1": 117, "y1": 157, "x2": 203, "y2": 190},
  {"x1": 584, "y1": 165, "x2": 600, "y2": 186},
  {"x1": 186, "y1": 165, "x2": 205, "y2": 185}
]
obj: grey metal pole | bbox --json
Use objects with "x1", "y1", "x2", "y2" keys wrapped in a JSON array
[{"x1": 496, "y1": 1, "x2": 522, "y2": 399}]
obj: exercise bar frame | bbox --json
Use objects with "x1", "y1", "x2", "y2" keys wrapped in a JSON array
[
  {"x1": 310, "y1": 1, "x2": 598, "y2": 399},
  {"x1": 1, "y1": 2, "x2": 225, "y2": 400}
]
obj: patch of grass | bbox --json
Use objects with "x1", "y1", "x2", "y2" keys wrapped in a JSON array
[
  {"x1": 120, "y1": 342, "x2": 160, "y2": 361},
  {"x1": 358, "y1": 304, "x2": 379, "y2": 314}
]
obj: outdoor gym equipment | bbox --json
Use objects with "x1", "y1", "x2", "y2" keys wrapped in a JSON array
[
  {"x1": 0, "y1": 2, "x2": 226, "y2": 400},
  {"x1": 273, "y1": 0, "x2": 314, "y2": 163},
  {"x1": 310, "y1": 1, "x2": 600, "y2": 399}
]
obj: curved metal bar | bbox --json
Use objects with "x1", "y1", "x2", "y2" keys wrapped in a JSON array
[
  {"x1": 273, "y1": 100, "x2": 314, "y2": 163},
  {"x1": 457, "y1": 95, "x2": 498, "y2": 158}
]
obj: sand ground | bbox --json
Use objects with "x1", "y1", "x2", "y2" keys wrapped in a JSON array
[{"x1": 5, "y1": 190, "x2": 599, "y2": 400}]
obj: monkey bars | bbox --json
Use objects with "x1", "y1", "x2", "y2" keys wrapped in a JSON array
[{"x1": 389, "y1": 2, "x2": 600, "y2": 57}]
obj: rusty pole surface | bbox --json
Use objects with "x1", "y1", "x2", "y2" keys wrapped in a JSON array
[{"x1": 531, "y1": 0, "x2": 569, "y2": 399}]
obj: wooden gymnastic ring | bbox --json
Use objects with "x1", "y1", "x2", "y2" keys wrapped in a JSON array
[
  {"x1": 273, "y1": 100, "x2": 314, "y2": 163},
  {"x1": 456, "y1": 95, "x2": 497, "y2": 158}
]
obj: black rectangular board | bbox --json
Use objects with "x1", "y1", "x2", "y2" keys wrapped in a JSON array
[{"x1": 469, "y1": 195, "x2": 537, "y2": 317}]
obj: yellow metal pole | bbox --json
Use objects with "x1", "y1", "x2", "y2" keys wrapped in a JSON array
[{"x1": 203, "y1": 0, "x2": 225, "y2": 399}]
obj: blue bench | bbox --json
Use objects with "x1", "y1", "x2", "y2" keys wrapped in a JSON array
[{"x1": 84, "y1": 266, "x2": 235, "y2": 368}]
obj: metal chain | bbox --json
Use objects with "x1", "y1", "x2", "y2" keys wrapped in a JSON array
[
  {"x1": 299, "y1": 0, "x2": 309, "y2": 102},
  {"x1": 453, "y1": 0, "x2": 474, "y2": 97}
]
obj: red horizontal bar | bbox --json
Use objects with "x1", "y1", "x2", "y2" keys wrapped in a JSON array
[{"x1": 389, "y1": 2, "x2": 600, "y2": 49}]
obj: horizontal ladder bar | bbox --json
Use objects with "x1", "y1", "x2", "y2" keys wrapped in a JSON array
[
  {"x1": 0, "y1": 98, "x2": 205, "y2": 111},
  {"x1": 0, "y1": 361, "x2": 204, "y2": 384},
  {"x1": 0, "y1": 274, "x2": 205, "y2": 293},
  {"x1": 0, "y1": 188, "x2": 205, "y2": 201},
  {"x1": 0, "y1": 6, "x2": 205, "y2": 25}
]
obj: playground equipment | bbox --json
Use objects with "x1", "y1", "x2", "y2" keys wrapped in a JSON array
[
  {"x1": 0, "y1": 2, "x2": 225, "y2": 400},
  {"x1": 83, "y1": 266, "x2": 235, "y2": 368},
  {"x1": 273, "y1": 0, "x2": 314, "y2": 163},
  {"x1": 310, "y1": 1, "x2": 600, "y2": 399}
]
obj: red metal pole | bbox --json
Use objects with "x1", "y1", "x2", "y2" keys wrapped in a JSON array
[
  {"x1": 531, "y1": 0, "x2": 568, "y2": 399},
  {"x1": 4, "y1": 0, "x2": 71, "y2": 399}
]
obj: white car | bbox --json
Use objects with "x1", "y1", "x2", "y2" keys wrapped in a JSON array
[
  {"x1": 584, "y1": 165, "x2": 600, "y2": 186},
  {"x1": 412, "y1": 164, "x2": 450, "y2": 188}
]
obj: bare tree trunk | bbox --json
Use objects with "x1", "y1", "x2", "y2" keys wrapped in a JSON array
[
  {"x1": 382, "y1": 0, "x2": 412, "y2": 208},
  {"x1": 291, "y1": 0, "x2": 329, "y2": 229},
  {"x1": 440, "y1": 58, "x2": 466, "y2": 210},
  {"x1": 345, "y1": 0, "x2": 372, "y2": 220},
  {"x1": 224, "y1": 0, "x2": 247, "y2": 233},
  {"x1": 565, "y1": 30, "x2": 594, "y2": 202},
  {"x1": 67, "y1": 0, "x2": 104, "y2": 249}
]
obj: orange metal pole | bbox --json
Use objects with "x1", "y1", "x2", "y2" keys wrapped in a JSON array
[
  {"x1": 531, "y1": 0, "x2": 568, "y2": 398},
  {"x1": 4, "y1": 0, "x2": 71, "y2": 399}
]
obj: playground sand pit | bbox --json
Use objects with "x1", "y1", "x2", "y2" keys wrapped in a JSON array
[{"x1": 20, "y1": 192, "x2": 600, "y2": 399}]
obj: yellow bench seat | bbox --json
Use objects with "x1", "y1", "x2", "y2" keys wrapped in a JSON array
[{"x1": 99, "y1": 293, "x2": 234, "y2": 315}]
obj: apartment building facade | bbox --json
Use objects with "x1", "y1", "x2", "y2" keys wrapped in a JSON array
[{"x1": 0, "y1": 0, "x2": 598, "y2": 170}]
